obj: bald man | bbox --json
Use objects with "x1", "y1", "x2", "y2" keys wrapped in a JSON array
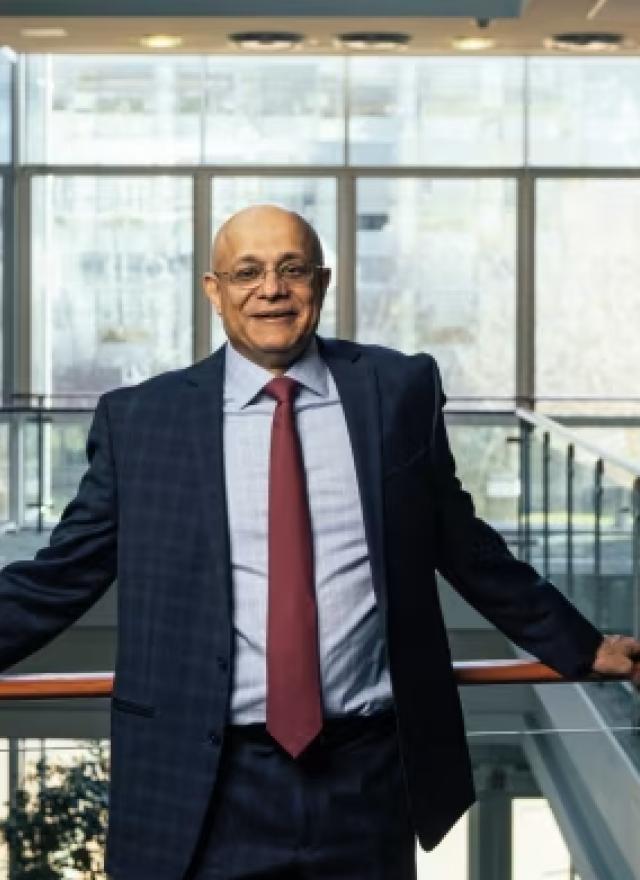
[{"x1": 0, "y1": 205, "x2": 638, "y2": 880}]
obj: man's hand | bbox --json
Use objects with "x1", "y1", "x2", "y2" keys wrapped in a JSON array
[{"x1": 592, "y1": 634, "x2": 640, "y2": 688}]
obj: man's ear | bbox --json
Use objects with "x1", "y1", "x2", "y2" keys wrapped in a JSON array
[
  {"x1": 318, "y1": 267, "x2": 332, "y2": 307},
  {"x1": 202, "y1": 273, "x2": 222, "y2": 316}
]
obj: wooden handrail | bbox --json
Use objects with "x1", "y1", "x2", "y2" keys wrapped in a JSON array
[{"x1": 0, "y1": 662, "x2": 624, "y2": 700}]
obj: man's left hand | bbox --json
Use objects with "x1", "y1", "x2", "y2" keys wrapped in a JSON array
[{"x1": 592, "y1": 634, "x2": 640, "y2": 689}]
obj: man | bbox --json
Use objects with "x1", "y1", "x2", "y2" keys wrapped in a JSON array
[{"x1": 0, "y1": 204, "x2": 638, "y2": 880}]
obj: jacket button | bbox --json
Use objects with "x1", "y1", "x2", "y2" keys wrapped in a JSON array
[
  {"x1": 208, "y1": 730, "x2": 221, "y2": 747},
  {"x1": 217, "y1": 656, "x2": 228, "y2": 672}
]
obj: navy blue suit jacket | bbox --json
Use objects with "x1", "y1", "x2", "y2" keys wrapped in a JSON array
[{"x1": 0, "y1": 337, "x2": 603, "y2": 879}]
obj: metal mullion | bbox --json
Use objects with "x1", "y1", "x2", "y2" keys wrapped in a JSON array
[
  {"x1": 528, "y1": 168, "x2": 640, "y2": 179},
  {"x1": 15, "y1": 167, "x2": 30, "y2": 398},
  {"x1": 516, "y1": 170, "x2": 535, "y2": 408},
  {"x1": 193, "y1": 170, "x2": 212, "y2": 362},
  {"x1": 2, "y1": 170, "x2": 13, "y2": 404},
  {"x1": 594, "y1": 458, "x2": 604, "y2": 631},
  {"x1": 336, "y1": 170, "x2": 355, "y2": 340},
  {"x1": 20, "y1": 164, "x2": 524, "y2": 179}
]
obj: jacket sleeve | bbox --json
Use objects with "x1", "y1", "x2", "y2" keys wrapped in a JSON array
[
  {"x1": 427, "y1": 357, "x2": 603, "y2": 679},
  {"x1": 0, "y1": 395, "x2": 117, "y2": 671}
]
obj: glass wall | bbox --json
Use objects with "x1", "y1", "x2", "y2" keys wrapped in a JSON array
[
  {"x1": 31, "y1": 176, "x2": 193, "y2": 395},
  {"x1": 536, "y1": 179, "x2": 640, "y2": 407},
  {"x1": 528, "y1": 59, "x2": 640, "y2": 166},
  {"x1": 10, "y1": 53, "x2": 640, "y2": 406},
  {"x1": 349, "y1": 57, "x2": 524, "y2": 166},
  {"x1": 356, "y1": 177, "x2": 516, "y2": 398}
]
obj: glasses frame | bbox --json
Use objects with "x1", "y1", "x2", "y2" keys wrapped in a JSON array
[{"x1": 212, "y1": 263, "x2": 326, "y2": 290}]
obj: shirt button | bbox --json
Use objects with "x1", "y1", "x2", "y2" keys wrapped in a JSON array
[
  {"x1": 216, "y1": 656, "x2": 228, "y2": 672},
  {"x1": 208, "y1": 731, "x2": 221, "y2": 747}
]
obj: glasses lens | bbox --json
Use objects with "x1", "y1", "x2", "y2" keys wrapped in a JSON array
[
  {"x1": 279, "y1": 261, "x2": 313, "y2": 281},
  {"x1": 227, "y1": 262, "x2": 316, "y2": 288},
  {"x1": 229, "y1": 265, "x2": 263, "y2": 286}
]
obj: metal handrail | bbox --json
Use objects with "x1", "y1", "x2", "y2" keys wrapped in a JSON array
[
  {"x1": 516, "y1": 406, "x2": 640, "y2": 476},
  {"x1": 0, "y1": 663, "x2": 627, "y2": 700}
]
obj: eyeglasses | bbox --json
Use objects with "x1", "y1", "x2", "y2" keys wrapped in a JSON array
[{"x1": 214, "y1": 261, "x2": 324, "y2": 290}]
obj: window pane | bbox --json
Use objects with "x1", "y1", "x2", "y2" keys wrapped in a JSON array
[
  {"x1": 31, "y1": 176, "x2": 193, "y2": 395},
  {"x1": 536, "y1": 179, "x2": 640, "y2": 400},
  {"x1": 349, "y1": 57, "x2": 524, "y2": 167},
  {"x1": 204, "y1": 58, "x2": 345, "y2": 165},
  {"x1": 528, "y1": 59, "x2": 640, "y2": 166},
  {"x1": 356, "y1": 178, "x2": 516, "y2": 399},
  {"x1": 211, "y1": 177, "x2": 337, "y2": 350},
  {"x1": 24, "y1": 56, "x2": 203, "y2": 165}
]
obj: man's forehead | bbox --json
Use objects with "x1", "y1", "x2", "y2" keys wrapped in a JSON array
[{"x1": 214, "y1": 208, "x2": 309, "y2": 265}]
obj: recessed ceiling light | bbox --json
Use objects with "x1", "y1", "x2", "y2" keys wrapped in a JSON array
[
  {"x1": 139, "y1": 34, "x2": 183, "y2": 50},
  {"x1": 228, "y1": 31, "x2": 304, "y2": 51},
  {"x1": 544, "y1": 32, "x2": 625, "y2": 52},
  {"x1": 335, "y1": 32, "x2": 411, "y2": 51},
  {"x1": 451, "y1": 36, "x2": 496, "y2": 51},
  {"x1": 20, "y1": 27, "x2": 68, "y2": 39}
]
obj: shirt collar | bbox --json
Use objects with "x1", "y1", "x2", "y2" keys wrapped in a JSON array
[{"x1": 224, "y1": 336, "x2": 329, "y2": 409}]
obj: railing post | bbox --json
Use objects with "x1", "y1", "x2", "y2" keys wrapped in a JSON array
[
  {"x1": 8, "y1": 411, "x2": 25, "y2": 528},
  {"x1": 542, "y1": 431, "x2": 550, "y2": 579},
  {"x1": 567, "y1": 443, "x2": 575, "y2": 599},
  {"x1": 37, "y1": 395, "x2": 45, "y2": 533},
  {"x1": 519, "y1": 420, "x2": 532, "y2": 565},
  {"x1": 594, "y1": 459, "x2": 604, "y2": 632}
]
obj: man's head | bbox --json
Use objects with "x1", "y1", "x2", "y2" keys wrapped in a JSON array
[{"x1": 203, "y1": 205, "x2": 331, "y2": 374}]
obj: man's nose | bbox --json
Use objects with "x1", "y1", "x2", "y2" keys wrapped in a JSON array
[{"x1": 260, "y1": 268, "x2": 285, "y2": 296}]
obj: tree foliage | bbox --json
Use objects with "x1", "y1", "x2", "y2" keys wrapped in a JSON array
[{"x1": 0, "y1": 742, "x2": 109, "y2": 880}]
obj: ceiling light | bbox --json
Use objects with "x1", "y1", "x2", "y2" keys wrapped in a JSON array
[
  {"x1": 228, "y1": 31, "x2": 304, "y2": 51},
  {"x1": 139, "y1": 34, "x2": 183, "y2": 50},
  {"x1": 452, "y1": 36, "x2": 496, "y2": 51},
  {"x1": 20, "y1": 27, "x2": 68, "y2": 39},
  {"x1": 335, "y1": 32, "x2": 411, "y2": 51},
  {"x1": 544, "y1": 32, "x2": 625, "y2": 52}
]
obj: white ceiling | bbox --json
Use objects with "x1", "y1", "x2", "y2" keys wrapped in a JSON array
[{"x1": 1, "y1": 0, "x2": 640, "y2": 54}]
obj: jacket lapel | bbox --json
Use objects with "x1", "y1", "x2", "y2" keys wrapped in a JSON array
[
  {"x1": 181, "y1": 346, "x2": 232, "y2": 615},
  {"x1": 180, "y1": 339, "x2": 389, "y2": 623},
  {"x1": 319, "y1": 338, "x2": 388, "y2": 620}
]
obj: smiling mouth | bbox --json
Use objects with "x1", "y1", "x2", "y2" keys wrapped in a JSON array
[{"x1": 253, "y1": 312, "x2": 296, "y2": 319}]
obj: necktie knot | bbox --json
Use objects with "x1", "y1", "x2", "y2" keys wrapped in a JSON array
[{"x1": 264, "y1": 376, "x2": 299, "y2": 408}]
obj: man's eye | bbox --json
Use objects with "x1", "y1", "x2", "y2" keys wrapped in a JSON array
[
  {"x1": 280, "y1": 263, "x2": 309, "y2": 279},
  {"x1": 233, "y1": 266, "x2": 261, "y2": 282}
]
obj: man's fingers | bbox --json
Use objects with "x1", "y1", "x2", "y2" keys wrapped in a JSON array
[{"x1": 593, "y1": 636, "x2": 640, "y2": 676}]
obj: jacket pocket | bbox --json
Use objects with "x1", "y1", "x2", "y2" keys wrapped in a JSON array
[{"x1": 112, "y1": 696, "x2": 155, "y2": 718}]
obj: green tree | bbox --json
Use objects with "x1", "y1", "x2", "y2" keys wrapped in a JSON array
[{"x1": 0, "y1": 742, "x2": 109, "y2": 880}]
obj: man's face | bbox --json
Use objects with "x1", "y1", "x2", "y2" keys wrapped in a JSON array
[{"x1": 203, "y1": 209, "x2": 331, "y2": 374}]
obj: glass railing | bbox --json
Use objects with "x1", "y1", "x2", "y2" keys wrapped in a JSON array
[
  {"x1": 516, "y1": 408, "x2": 640, "y2": 640},
  {"x1": 0, "y1": 667, "x2": 635, "y2": 880},
  {"x1": 2, "y1": 402, "x2": 638, "y2": 643},
  {"x1": 0, "y1": 402, "x2": 94, "y2": 533}
]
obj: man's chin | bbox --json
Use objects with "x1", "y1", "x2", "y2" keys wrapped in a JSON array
[{"x1": 236, "y1": 334, "x2": 312, "y2": 372}]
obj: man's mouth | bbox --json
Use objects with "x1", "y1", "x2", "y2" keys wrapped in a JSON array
[{"x1": 253, "y1": 312, "x2": 296, "y2": 319}]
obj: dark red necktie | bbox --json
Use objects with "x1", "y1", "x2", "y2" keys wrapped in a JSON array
[{"x1": 263, "y1": 377, "x2": 323, "y2": 757}]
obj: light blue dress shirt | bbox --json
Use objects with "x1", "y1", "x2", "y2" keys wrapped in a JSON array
[{"x1": 223, "y1": 338, "x2": 393, "y2": 723}]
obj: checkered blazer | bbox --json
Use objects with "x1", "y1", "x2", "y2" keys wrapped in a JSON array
[{"x1": 0, "y1": 337, "x2": 603, "y2": 880}]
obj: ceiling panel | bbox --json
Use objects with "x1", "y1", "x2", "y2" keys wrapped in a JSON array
[{"x1": 0, "y1": 0, "x2": 639, "y2": 53}]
